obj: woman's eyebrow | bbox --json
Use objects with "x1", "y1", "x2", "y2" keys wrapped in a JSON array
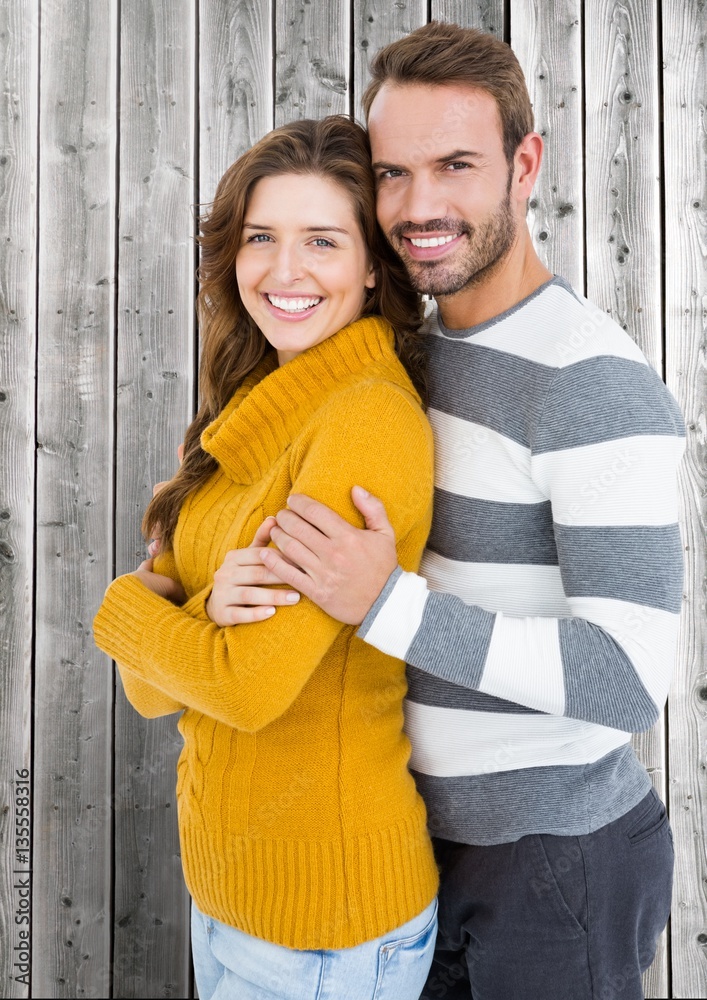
[{"x1": 242, "y1": 223, "x2": 350, "y2": 234}]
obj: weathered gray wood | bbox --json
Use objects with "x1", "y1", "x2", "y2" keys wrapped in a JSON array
[
  {"x1": 275, "y1": 0, "x2": 350, "y2": 124},
  {"x1": 431, "y1": 0, "x2": 505, "y2": 37},
  {"x1": 584, "y1": 0, "x2": 661, "y2": 367},
  {"x1": 0, "y1": 2, "x2": 37, "y2": 995},
  {"x1": 584, "y1": 5, "x2": 666, "y2": 995},
  {"x1": 663, "y1": 2, "x2": 707, "y2": 997},
  {"x1": 199, "y1": 0, "x2": 274, "y2": 205},
  {"x1": 113, "y1": 1, "x2": 197, "y2": 996},
  {"x1": 352, "y1": 0, "x2": 428, "y2": 121},
  {"x1": 32, "y1": 0, "x2": 117, "y2": 996},
  {"x1": 512, "y1": 0, "x2": 584, "y2": 290}
]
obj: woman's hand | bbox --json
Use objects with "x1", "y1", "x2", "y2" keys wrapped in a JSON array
[
  {"x1": 132, "y1": 558, "x2": 187, "y2": 605},
  {"x1": 206, "y1": 517, "x2": 301, "y2": 626}
]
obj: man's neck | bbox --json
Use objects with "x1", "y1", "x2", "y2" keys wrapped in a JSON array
[{"x1": 435, "y1": 230, "x2": 553, "y2": 331}]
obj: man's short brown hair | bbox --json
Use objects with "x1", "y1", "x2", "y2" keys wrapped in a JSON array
[{"x1": 362, "y1": 21, "x2": 534, "y2": 164}]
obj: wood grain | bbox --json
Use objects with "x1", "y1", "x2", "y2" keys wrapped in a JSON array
[
  {"x1": 0, "y1": 2, "x2": 37, "y2": 994},
  {"x1": 584, "y1": 0, "x2": 661, "y2": 367},
  {"x1": 275, "y1": 0, "x2": 350, "y2": 124},
  {"x1": 32, "y1": 0, "x2": 118, "y2": 995},
  {"x1": 663, "y1": 2, "x2": 707, "y2": 997},
  {"x1": 352, "y1": 0, "x2": 427, "y2": 121},
  {"x1": 584, "y1": 5, "x2": 666, "y2": 994},
  {"x1": 431, "y1": 0, "x2": 505, "y2": 37},
  {"x1": 112, "y1": 0, "x2": 197, "y2": 996},
  {"x1": 512, "y1": 0, "x2": 584, "y2": 290},
  {"x1": 199, "y1": 0, "x2": 273, "y2": 204}
]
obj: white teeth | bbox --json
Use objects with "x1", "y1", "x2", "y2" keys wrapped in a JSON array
[
  {"x1": 409, "y1": 234, "x2": 458, "y2": 248},
  {"x1": 267, "y1": 294, "x2": 322, "y2": 312}
]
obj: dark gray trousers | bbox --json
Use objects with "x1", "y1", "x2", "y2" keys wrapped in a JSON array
[{"x1": 421, "y1": 788, "x2": 674, "y2": 1000}]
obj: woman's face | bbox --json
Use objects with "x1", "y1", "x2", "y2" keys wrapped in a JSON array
[{"x1": 236, "y1": 172, "x2": 376, "y2": 365}]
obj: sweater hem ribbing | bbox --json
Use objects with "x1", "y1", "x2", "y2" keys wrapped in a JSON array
[{"x1": 180, "y1": 800, "x2": 439, "y2": 950}]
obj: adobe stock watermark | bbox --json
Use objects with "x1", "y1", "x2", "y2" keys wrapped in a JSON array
[{"x1": 11, "y1": 768, "x2": 32, "y2": 989}]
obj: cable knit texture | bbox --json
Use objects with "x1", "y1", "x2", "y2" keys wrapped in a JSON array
[{"x1": 93, "y1": 316, "x2": 438, "y2": 949}]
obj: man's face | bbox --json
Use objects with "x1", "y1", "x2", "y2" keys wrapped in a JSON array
[{"x1": 368, "y1": 83, "x2": 518, "y2": 297}]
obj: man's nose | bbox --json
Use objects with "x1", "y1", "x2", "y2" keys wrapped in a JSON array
[
  {"x1": 400, "y1": 174, "x2": 447, "y2": 226},
  {"x1": 270, "y1": 244, "x2": 305, "y2": 285}
]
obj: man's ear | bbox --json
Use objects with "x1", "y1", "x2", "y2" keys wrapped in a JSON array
[{"x1": 513, "y1": 132, "x2": 543, "y2": 202}]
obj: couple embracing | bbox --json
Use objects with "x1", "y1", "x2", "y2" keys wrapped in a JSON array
[{"x1": 94, "y1": 22, "x2": 685, "y2": 1000}]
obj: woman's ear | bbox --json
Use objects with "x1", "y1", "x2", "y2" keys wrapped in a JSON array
[{"x1": 365, "y1": 264, "x2": 377, "y2": 290}]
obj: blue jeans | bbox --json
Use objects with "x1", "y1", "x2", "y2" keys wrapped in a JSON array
[
  {"x1": 421, "y1": 788, "x2": 674, "y2": 1000},
  {"x1": 191, "y1": 897, "x2": 438, "y2": 1000}
]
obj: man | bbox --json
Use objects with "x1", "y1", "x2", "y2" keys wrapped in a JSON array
[{"x1": 233, "y1": 23, "x2": 685, "y2": 1000}]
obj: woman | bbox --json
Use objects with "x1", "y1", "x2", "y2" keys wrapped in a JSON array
[{"x1": 93, "y1": 116, "x2": 438, "y2": 999}]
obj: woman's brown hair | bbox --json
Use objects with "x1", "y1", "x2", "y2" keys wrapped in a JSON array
[{"x1": 143, "y1": 115, "x2": 425, "y2": 547}]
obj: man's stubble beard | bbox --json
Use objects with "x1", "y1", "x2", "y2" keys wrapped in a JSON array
[{"x1": 388, "y1": 187, "x2": 518, "y2": 298}]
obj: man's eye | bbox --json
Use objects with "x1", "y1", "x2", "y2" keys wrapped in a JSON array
[
  {"x1": 380, "y1": 169, "x2": 404, "y2": 180},
  {"x1": 446, "y1": 161, "x2": 471, "y2": 171}
]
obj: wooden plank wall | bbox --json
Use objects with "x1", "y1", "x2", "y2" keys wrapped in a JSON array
[{"x1": 0, "y1": 2, "x2": 704, "y2": 997}]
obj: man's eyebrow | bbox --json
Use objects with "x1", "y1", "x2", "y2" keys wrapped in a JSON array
[
  {"x1": 372, "y1": 150, "x2": 483, "y2": 172},
  {"x1": 434, "y1": 149, "x2": 483, "y2": 163}
]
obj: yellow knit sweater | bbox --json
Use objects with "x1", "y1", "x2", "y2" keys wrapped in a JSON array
[{"x1": 93, "y1": 316, "x2": 438, "y2": 950}]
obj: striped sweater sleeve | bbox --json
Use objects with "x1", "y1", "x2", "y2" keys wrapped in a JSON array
[{"x1": 359, "y1": 356, "x2": 685, "y2": 732}]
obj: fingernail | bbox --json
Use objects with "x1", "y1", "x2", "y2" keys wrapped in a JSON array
[
  {"x1": 354, "y1": 485, "x2": 369, "y2": 498},
  {"x1": 286, "y1": 592, "x2": 300, "y2": 603},
  {"x1": 265, "y1": 607, "x2": 276, "y2": 616}
]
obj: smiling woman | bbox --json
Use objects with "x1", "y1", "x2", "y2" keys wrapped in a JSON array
[
  {"x1": 92, "y1": 116, "x2": 439, "y2": 1000},
  {"x1": 236, "y1": 173, "x2": 376, "y2": 365}
]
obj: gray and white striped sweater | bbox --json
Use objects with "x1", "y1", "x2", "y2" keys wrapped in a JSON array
[{"x1": 359, "y1": 277, "x2": 685, "y2": 845}]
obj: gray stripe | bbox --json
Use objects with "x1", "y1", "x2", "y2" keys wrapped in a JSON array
[
  {"x1": 414, "y1": 744, "x2": 651, "y2": 845},
  {"x1": 434, "y1": 276, "x2": 565, "y2": 339},
  {"x1": 406, "y1": 667, "x2": 542, "y2": 713},
  {"x1": 357, "y1": 565, "x2": 403, "y2": 640},
  {"x1": 555, "y1": 523, "x2": 684, "y2": 613},
  {"x1": 406, "y1": 591, "x2": 494, "y2": 689},
  {"x1": 533, "y1": 356, "x2": 685, "y2": 453},
  {"x1": 427, "y1": 338, "x2": 555, "y2": 447},
  {"x1": 559, "y1": 618, "x2": 660, "y2": 730},
  {"x1": 429, "y1": 490, "x2": 557, "y2": 565}
]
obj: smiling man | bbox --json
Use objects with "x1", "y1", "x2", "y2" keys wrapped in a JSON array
[{"x1": 256, "y1": 22, "x2": 686, "y2": 1000}]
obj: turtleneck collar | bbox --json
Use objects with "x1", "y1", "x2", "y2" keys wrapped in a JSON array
[{"x1": 201, "y1": 315, "x2": 414, "y2": 484}]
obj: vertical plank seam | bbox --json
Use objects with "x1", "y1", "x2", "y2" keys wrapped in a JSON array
[
  {"x1": 189, "y1": 4, "x2": 201, "y2": 995},
  {"x1": 271, "y1": 0, "x2": 277, "y2": 133},
  {"x1": 109, "y1": 0, "x2": 122, "y2": 994},
  {"x1": 29, "y1": 0, "x2": 43, "y2": 994},
  {"x1": 580, "y1": 0, "x2": 587, "y2": 298},
  {"x1": 655, "y1": 4, "x2": 672, "y2": 996},
  {"x1": 503, "y1": 0, "x2": 511, "y2": 45},
  {"x1": 348, "y1": 0, "x2": 354, "y2": 118}
]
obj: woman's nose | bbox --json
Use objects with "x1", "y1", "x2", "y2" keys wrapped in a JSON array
[{"x1": 270, "y1": 244, "x2": 305, "y2": 285}]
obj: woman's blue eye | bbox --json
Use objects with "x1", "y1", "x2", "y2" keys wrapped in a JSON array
[
  {"x1": 312, "y1": 238, "x2": 335, "y2": 248},
  {"x1": 247, "y1": 233, "x2": 272, "y2": 243}
]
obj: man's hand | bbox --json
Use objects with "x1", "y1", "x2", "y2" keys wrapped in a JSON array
[
  {"x1": 132, "y1": 558, "x2": 187, "y2": 605},
  {"x1": 205, "y1": 518, "x2": 301, "y2": 626},
  {"x1": 259, "y1": 486, "x2": 399, "y2": 625}
]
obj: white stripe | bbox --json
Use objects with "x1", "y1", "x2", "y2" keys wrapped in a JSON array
[
  {"x1": 426, "y1": 286, "x2": 648, "y2": 370},
  {"x1": 363, "y1": 571, "x2": 429, "y2": 660},
  {"x1": 479, "y1": 615, "x2": 565, "y2": 715},
  {"x1": 567, "y1": 596, "x2": 680, "y2": 710},
  {"x1": 429, "y1": 408, "x2": 544, "y2": 504},
  {"x1": 404, "y1": 700, "x2": 631, "y2": 776},
  {"x1": 420, "y1": 551, "x2": 572, "y2": 616},
  {"x1": 532, "y1": 435, "x2": 685, "y2": 527}
]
